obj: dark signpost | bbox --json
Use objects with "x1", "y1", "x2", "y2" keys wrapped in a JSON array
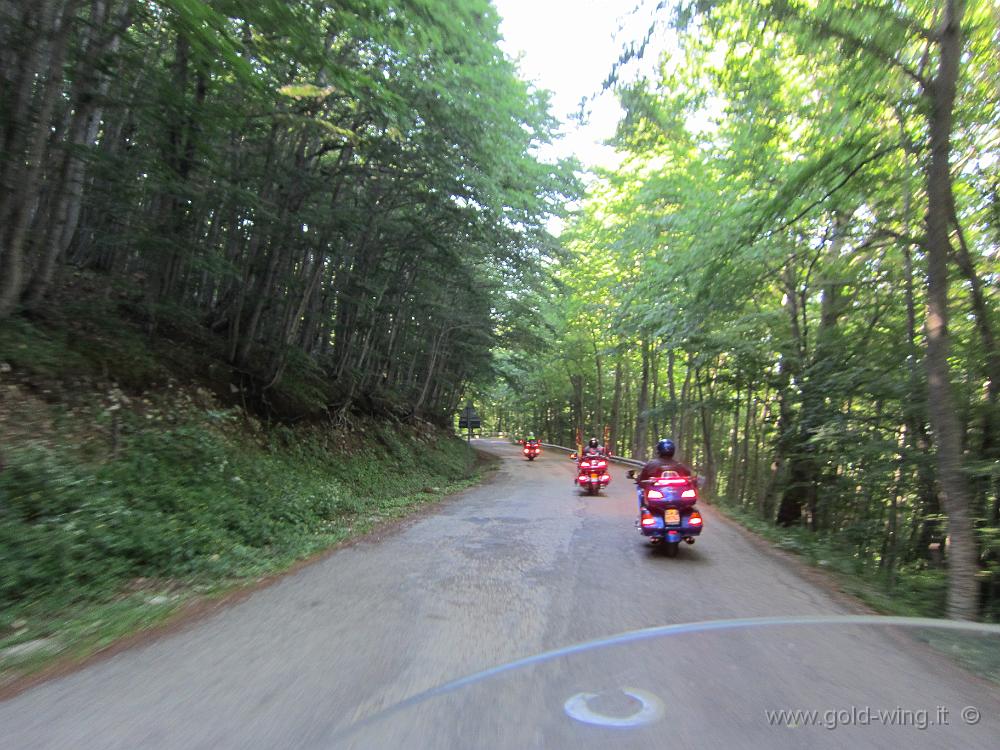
[{"x1": 458, "y1": 403, "x2": 481, "y2": 443}]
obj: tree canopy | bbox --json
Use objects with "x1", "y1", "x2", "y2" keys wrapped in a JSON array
[
  {"x1": 486, "y1": 0, "x2": 999, "y2": 621},
  {"x1": 3, "y1": 1, "x2": 998, "y2": 621},
  {"x1": 0, "y1": 0, "x2": 577, "y2": 421}
]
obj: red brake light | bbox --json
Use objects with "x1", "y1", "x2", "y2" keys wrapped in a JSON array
[
  {"x1": 596, "y1": 460, "x2": 607, "y2": 468},
  {"x1": 646, "y1": 489, "x2": 664, "y2": 499},
  {"x1": 641, "y1": 511, "x2": 657, "y2": 527},
  {"x1": 655, "y1": 476, "x2": 688, "y2": 486},
  {"x1": 682, "y1": 489, "x2": 697, "y2": 499},
  {"x1": 689, "y1": 512, "x2": 703, "y2": 526}
]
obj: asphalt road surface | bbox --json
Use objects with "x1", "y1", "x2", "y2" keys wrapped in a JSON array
[{"x1": 2, "y1": 440, "x2": 997, "y2": 749}]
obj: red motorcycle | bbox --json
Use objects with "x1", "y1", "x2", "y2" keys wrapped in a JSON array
[
  {"x1": 522, "y1": 442, "x2": 541, "y2": 460},
  {"x1": 571, "y1": 452, "x2": 611, "y2": 495}
]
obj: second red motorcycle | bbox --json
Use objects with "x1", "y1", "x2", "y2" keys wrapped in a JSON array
[{"x1": 571, "y1": 453, "x2": 611, "y2": 495}]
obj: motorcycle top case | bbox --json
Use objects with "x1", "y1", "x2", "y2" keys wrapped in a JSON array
[
  {"x1": 645, "y1": 494, "x2": 698, "y2": 512},
  {"x1": 641, "y1": 470, "x2": 697, "y2": 510}
]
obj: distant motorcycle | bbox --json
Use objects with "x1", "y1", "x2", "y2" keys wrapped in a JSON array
[
  {"x1": 571, "y1": 452, "x2": 611, "y2": 495},
  {"x1": 628, "y1": 469, "x2": 703, "y2": 557},
  {"x1": 523, "y1": 442, "x2": 541, "y2": 460}
]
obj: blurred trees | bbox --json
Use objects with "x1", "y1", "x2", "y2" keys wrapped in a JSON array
[
  {"x1": 488, "y1": 0, "x2": 998, "y2": 619},
  {"x1": 0, "y1": 0, "x2": 574, "y2": 421}
]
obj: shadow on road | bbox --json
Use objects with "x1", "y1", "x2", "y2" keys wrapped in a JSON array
[{"x1": 642, "y1": 544, "x2": 710, "y2": 565}]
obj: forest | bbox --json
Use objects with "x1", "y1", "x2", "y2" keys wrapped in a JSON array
[
  {"x1": 1, "y1": 0, "x2": 997, "y2": 628},
  {"x1": 0, "y1": 0, "x2": 573, "y2": 420},
  {"x1": 487, "y1": 0, "x2": 999, "y2": 621},
  {"x1": 0, "y1": 0, "x2": 577, "y2": 661}
]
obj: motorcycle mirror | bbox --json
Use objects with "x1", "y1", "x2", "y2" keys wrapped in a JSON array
[
  {"x1": 569, "y1": 453, "x2": 577, "y2": 460},
  {"x1": 626, "y1": 469, "x2": 636, "y2": 479}
]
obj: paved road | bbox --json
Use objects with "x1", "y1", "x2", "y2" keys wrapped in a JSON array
[{"x1": 2, "y1": 440, "x2": 997, "y2": 748}]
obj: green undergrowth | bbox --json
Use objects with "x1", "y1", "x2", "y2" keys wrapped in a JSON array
[
  {"x1": 0, "y1": 395, "x2": 485, "y2": 682},
  {"x1": 0, "y1": 280, "x2": 334, "y2": 419},
  {"x1": 714, "y1": 506, "x2": 1000, "y2": 684},
  {"x1": 717, "y1": 504, "x2": 949, "y2": 619},
  {"x1": 0, "y1": 299, "x2": 170, "y2": 394}
]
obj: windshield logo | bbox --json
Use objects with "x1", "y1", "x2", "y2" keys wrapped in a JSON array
[{"x1": 564, "y1": 687, "x2": 665, "y2": 727}]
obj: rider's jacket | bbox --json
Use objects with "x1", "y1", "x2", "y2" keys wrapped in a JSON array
[{"x1": 637, "y1": 457, "x2": 692, "y2": 483}]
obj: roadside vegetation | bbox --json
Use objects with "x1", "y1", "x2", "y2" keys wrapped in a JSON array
[
  {"x1": 0, "y1": 0, "x2": 555, "y2": 682},
  {"x1": 0, "y1": 305, "x2": 485, "y2": 685},
  {"x1": 2, "y1": 1, "x2": 995, "y2": 698},
  {"x1": 487, "y1": 1, "x2": 999, "y2": 622}
]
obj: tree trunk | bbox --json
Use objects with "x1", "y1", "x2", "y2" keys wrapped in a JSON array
[
  {"x1": 25, "y1": 0, "x2": 133, "y2": 309},
  {"x1": 0, "y1": 0, "x2": 80, "y2": 318},
  {"x1": 773, "y1": 264, "x2": 803, "y2": 526},
  {"x1": 592, "y1": 335, "x2": 604, "y2": 433},
  {"x1": 739, "y1": 384, "x2": 754, "y2": 505},
  {"x1": 727, "y1": 381, "x2": 742, "y2": 503},
  {"x1": 633, "y1": 339, "x2": 650, "y2": 458},
  {"x1": 609, "y1": 358, "x2": 623, "y2": 455},
  {"x1": 667, "y1": 349, "x2": 677, "y2": 437},
  {"x1": 696, "y1": 368, "x2": 716, "y2": 499},
  {"x1": 678, "y1": 354, "x2": 694, "y2": 449},
  {"x1": 650, "y1": 347, "x2": 660, "y2": 442},
  {"x1": 923, "y1": 0, "x2": 977, "y2": 620}
]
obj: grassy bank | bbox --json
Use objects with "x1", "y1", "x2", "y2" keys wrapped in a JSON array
[
  {"x1": 717, "y1": 504, "x2": 949, "y2": 618},
  {"x1": 712, "y1": 506, "x2": 1000, "y2": 683},
  {"x1": 0, "y1": 399, "x2": 485, "y2": 682},
  {"x1": 0, "y1": 310, "x2": 489, "y2": 683}
]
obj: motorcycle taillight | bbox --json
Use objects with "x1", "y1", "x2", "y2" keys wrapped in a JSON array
[{"x1": 654, "y1": 476, "x2": 688, "y2": 486}]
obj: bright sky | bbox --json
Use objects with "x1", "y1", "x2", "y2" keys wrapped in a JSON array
[{"x1": 492, "y1": 0, "x2": 665, "y2": 172}]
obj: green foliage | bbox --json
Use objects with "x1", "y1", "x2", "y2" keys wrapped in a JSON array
[
  {"x1": 0, "y1": 297, "x2": 169, "y2": 391},
  {"x1": 0, "y1": 0, "x2": 578, "y2": 424},
  {"x1": 0, "y1": 412, "x2": 475, "y2": 617},
  {"x1": 486, "y1": 0, "x2": 999, "y2": 618},
  {"x1": 723, "y1": 506, "x2": 949, "y2": 618},
  {"x1": 0, "y1": 319, "x2": 92, "y2": 382}
]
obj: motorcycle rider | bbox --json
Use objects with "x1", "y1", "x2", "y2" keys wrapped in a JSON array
[
  {"x1": 573, "y1": 437, "x2": 601, "y2": 484},
  {"x1": 635, "y1": 438, "x2": 693, "y2": 513},
  {"x1": 574, "y1": 437, "x2": 608, "y2": 485},
  {"x1": 582, "y1": 436, "x2": 606, "y2": 457}
]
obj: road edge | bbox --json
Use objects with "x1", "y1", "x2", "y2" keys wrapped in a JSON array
[
  {"x1": 0, "y1": 447, "x2": 502, "y2": 702},
  {"x1": 705, "y1": 504, "x2": 880, "y2": 616}
]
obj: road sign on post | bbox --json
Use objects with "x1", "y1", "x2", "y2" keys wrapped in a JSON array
[{"x1": 458, "y1": 404, "x2": 481, "y2": 443}]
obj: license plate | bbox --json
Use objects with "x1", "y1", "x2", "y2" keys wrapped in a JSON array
[
  {"x1": 664, "y1": 509, "x2": 680, "y2": 525},
  {"x1": 590, "y1": 474, "x2": 599, "y2": 480}
]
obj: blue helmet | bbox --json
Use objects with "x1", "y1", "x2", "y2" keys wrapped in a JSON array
[{"x1": 655, "y1": 438, "x2": 676, "y2": 458}]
